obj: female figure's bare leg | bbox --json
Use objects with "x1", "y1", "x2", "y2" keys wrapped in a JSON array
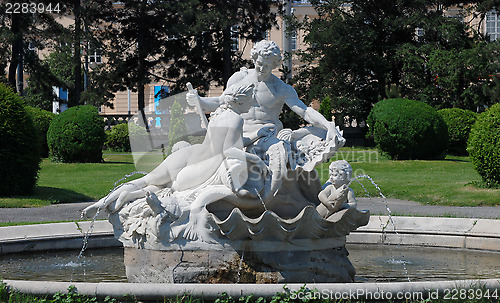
[{"x1": 82, "y1": 145, "x2": 199, "y2": 218}]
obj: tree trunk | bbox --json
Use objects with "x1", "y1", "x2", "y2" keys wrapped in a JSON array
[
  {"x1": 137, "y1": 0, "x2": 146, "y2": 112},
  {"x1": 16, "y1": 47, "x2": 23, "y2": 94},
  {"x1": 8, "y1": 14, "x2": 21, "y2": 92},
  {"x1": 73, "y1": 0, "x2": 82, "y2": 106}
]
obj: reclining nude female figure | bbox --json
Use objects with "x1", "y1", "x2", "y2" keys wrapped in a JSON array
[{"x1": 82, "y1": 84, "x2": 272, "y2": 218}]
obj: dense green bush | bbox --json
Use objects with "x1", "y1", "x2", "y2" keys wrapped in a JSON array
[
  {"x1": 0, "y1": 83, "x2": 41, "y2": 195},
  {"x1": 105, "y1": 122, "x2": 131, "y2": 152},
  {"x1": 367, "y1": 98, "x2": 449, "y2": 160},
  {"x1": 25, "y1": 106, "x2": 56, "y2": 158},
  {"x1": 168, "y1": 101, "x2": 188, "y2": 153},
  {"x1": 438, "y1": 108, "x2": 477, "y2": 156},
  {"x1": 47, "y1": 105, "x2": 106, "y2": 163},
  {"x1": 467, "y1": 103, "x2": 500, "y2": 187}
]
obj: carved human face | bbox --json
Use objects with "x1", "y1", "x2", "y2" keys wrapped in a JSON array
[
  {"x1": 255, "y1": 55, "x2": 274, "y2": 80},
  {"x1": 329, "y1": 167, "x2": 348, "y2": 187}
]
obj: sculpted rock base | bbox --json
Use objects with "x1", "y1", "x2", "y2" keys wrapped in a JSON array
[{"x1": 124, "y1": 242, "x2": 356, "y2": 283}]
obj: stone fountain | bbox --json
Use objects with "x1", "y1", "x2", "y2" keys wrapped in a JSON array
[{"x1": 83, "y1": 40, "x2": 369, "y2": 283}]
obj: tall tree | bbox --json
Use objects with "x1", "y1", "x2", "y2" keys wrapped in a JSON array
[
  {"x1": 0, "y1": 0, "x2": 111, "y2": 107},
  {"x1": 99, "y1": 0, "x2": 279, "y2": 114},
  {"x1": 294, "y1": 0, "x2": 497, "y2": 123},
  {"x1": 72, "y1": 0, "x2": 83, "y2": 106},
  {"x1": 0, "y1": 0, "x2": 66, "y2": 95},
  {"x1": 179, "y1": 0, "x2": 280, "y2": 90}
]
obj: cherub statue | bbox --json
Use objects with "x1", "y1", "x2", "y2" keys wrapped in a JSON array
[{"x1": 316, "y1": 160, "x2": 357, "y2": 218}]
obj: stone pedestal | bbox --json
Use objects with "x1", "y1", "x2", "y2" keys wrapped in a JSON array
[{"x1": 124, "y1": 240, "x2": 356, "y2": 283}]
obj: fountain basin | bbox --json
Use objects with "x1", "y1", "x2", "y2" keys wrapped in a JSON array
[
  {"x1": 2, "y1": 244, "x2": 500, "y2": 283},
  {"x1": 1, "y1": 216, "x2": 500, "y2": 300}
]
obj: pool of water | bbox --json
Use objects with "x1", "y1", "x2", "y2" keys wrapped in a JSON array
[
  {"x1": 0, "y1": 248, "x2": 128, "y2": 283},
  {"x1": 1, "y1": 245, "x2": 499, "y2": 283},
  {"x1": 348, "y1": 244, "x2": 500, "y2": 282}
]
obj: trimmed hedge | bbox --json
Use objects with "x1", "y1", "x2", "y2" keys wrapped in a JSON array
[
  {"x1": 467, "y1": 103, "x2": 500, "y2": 186},
  {"x1": 0, "y1": 83, "x2": 41, "y2": 195},
  {"x1": 367, "y1": 98, "x2": 449, "y2": 160},
  {"x1": 25, "y1": 106, "x2": 56, "y2": 158},
  {"x1": 47, "y1": 105, "x2": 106, "y2": 163},
  {"x1": 438, "y1": 108, "x2": 477, "y2": 156},
  {"x1": 105, "y1": 123, "x2": 130, "y2": 152}
]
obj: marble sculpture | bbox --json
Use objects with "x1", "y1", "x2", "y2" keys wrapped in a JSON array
[{"x1": 83, "y1": 40, "x2": 369, "y2": 283}]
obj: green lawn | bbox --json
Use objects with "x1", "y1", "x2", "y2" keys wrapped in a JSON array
[
  {"x1": 1, "y1": 149, "x2": 499, "y2": 208},
  {"x1": 0, "y1": 152, "x2": 139, "y2": 208},
  {"x1": 316, "y1": 149, "x2": 500, "y2": 206}
]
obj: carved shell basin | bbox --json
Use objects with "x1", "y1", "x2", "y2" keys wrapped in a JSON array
[{"x1": 211, "y1": 206, "x2": 370, "y2": 242}]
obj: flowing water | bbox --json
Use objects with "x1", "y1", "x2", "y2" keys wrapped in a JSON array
[
  {"x1": 352, "y1": 174, "x2": 411, "y2": 281},
  {"x1": 77, "y1": 171, "x2": 148, "y2": 258},
  {"x1": 236, "y1": 251, "x2": 245, "y2": 283},
  {"x1": 255, "y1": 191, "x2": 268, "y2": 212},
  {"x1": 76, "y1": 171, "x2": 149, "y2": 268}
]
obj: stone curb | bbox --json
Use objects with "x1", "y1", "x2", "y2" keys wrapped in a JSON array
[
  {"x1": 0, "y1": 221, "x2": 120, "y2": 255},
  {"x1": 348, "y1": 216, "x2": 500, "y2": 251},
  {"x1": 3, "y1": 279, "x2": 500, "y2": 300},
  {"x1": 2, "y1": 216, "x2": 500, "y2": 255}
]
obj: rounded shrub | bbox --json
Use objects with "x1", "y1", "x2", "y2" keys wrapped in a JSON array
[
  {"x1": 0, "y1": 83, "x2": 41, "y2": 195},
  {"x1": 105, "y1": 123, "x2": 130, "y2": 152},
  {"x1": 367, "y1": 98, "x2": 449, "y2": 160},
  {"x1": 25, "y1": 106, "x2": 56, "y2": 158},
  {"x1": 467, "y1": 103, "x2": 500, "y2": 186},
  {"x1": 438, "y1": 108, "x2": 477, "y2": 156},
  {"x1": 47, "y1": 105, "x2": 106, "y2": 163}
]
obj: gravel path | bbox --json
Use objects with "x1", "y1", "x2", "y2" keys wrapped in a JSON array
[
  {"x1": 357, "y1": 197, "x2": 500, "y2": 219},
  {"x1": 0, "y1": 202, "x2": 106, "y2": 223}
]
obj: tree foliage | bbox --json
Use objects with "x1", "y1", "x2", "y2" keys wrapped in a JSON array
[
  {"x1": 319, "y1": 96, "x2": 333, "y2": 121},
  {"x1": 0, "y1": 0, "x2": 113, "y2": 108},
  {"x1": 468, "y1": 103, "x2": 500, "y2": 186},
  {"x1": 97, "y1": 0, "x2": 279, "y2": 112},
  {"x1": 294, "y1": 0, "x2": 500, "y2": 123},
  {"x1": 47, "y1": 105, "x2": 106, "y2": 163},
  {"x1": 25, "y1": 106, "x2": 56, "y2": 158},
  {"x1": 397, "y1": 41, "x2": 499, "y2": 110},
  {"x1": 168, "y1": 101, "x2": 188, "y2": 154},
  {"x1": 0, "y1": 1, "x2": 70, "y2": 95},
  {"x1": 105, "y1": 123, "x2": 131, "y2": 152},
  {"x1": 438, "y1": 108, "x2": 477, "y2": 155},
  {"x1": 367, "y1": 98, "x2": 449, "y2": 160},
  {"x1": 0, "y1": 83, "x2": 41, "y2": 196}
]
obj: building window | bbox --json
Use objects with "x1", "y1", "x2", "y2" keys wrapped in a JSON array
[
  {"x1": 231, "y1": 25, "x2": 239, "y2": 52},
  {"x1": 27, "y1": 41, "x2": 37, "y2": 54},
  {"x1": 486, "y1": 10, "x2": 500, "y2": 41},
  {"x1": 291, "y1": 30, "x2": 297, "y2": 50},
  {"x1": 415, "y1": 27, "x2": 425, "y2": 42},
  {"x1": 261, "y1": 30, "x2": 269, "y2": 40},
  {"x1": 89, "y1": 48, "x2": 102, "y2": 63}
]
